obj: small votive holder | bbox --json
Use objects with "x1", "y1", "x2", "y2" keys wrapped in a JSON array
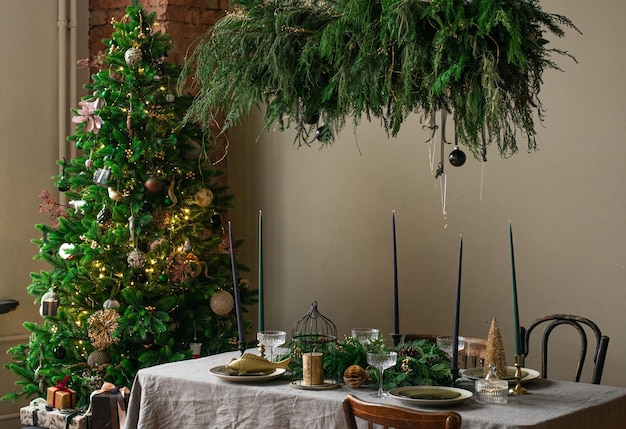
[
  {"x1": 475, "y1": 364, "x2": 508, "y2": 405},
  {"x1": 189, "y1": 342, "x2": 202, "y2": 359}
]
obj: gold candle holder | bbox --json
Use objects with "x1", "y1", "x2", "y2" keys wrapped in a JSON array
[{"x1": 509, "y1": 354, "x2": 528, "y2": 395}]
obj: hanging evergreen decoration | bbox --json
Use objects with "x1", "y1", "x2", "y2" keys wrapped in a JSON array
[{"x1": 182, "y1": 0, "x2": 578, "y2": 159}]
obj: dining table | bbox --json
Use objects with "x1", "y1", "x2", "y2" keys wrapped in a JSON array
[{"x1": 124, "y1": 349, "x2": 626, "y2": 429}]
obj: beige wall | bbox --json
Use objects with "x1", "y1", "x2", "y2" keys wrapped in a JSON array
[
  {"x1": 0, "y1": 1, "x2": 89, "y2": 427},
  {"x1": 228, "y1": 0, "x2": 626, "y2": 388}
]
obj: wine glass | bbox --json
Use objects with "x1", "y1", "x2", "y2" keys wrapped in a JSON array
[
  {"x1": 257, "y1": 330, "x2": 286, "y2": 362},
  {"x1": 367, "y1": 351, "x2": 398, "y2": 397},
  {"x1": 436, "y1": 336, "x2": 466, "y2": 356},
  {"x1": 351, "y1": 328, "x2": 379, "y2": 346}
]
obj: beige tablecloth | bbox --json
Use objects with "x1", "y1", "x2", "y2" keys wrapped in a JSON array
[{"x1": 125, "y1": 350, "x2": 626, "y2": 429}]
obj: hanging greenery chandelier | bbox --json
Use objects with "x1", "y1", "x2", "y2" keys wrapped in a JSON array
[{"x1": 182, "y1": 0, "x2": 578, "y2": 160}]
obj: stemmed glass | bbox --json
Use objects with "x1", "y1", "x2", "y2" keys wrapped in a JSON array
[
  {"x1": 351, "y1": 328, "x2": 380, "y2": 346},
  {"x1": 257, "y1": 330, "x2": 286, "y2": 362},
  {"x1": 436, "y1": 336, "x2": 466, "y2": 356},
  {"x1": 367, "y1": 351, "x2": 398, "y2": 397}
]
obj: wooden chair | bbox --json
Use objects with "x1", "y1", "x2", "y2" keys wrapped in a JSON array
[
  {"x1": 404, "y1": 334, "x2": 487, "y2": 369},
  {"x1": 521, "y1": 314, "x2": 609, "y2": 384},
  {"x1": 343, "y1": 395, "x2": 462, "y2": 429}
]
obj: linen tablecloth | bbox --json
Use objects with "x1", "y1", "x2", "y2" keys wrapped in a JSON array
[{"x1": 125, "y1": 350, "x2": 626, "y2": 429}]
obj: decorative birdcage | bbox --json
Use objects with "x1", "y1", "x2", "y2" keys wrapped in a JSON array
[{"x1": 290, "y1": 301, "x2": 339, "y2": 389}]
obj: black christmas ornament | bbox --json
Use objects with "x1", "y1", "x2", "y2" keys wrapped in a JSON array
[
  {"x1": 209, "y1": 213, "x2": 222, "y2": 228},
  {"x1": 142, "y1": 332, "x2": 155, "y2": 349},
  {"x1": 315, "y1": 125, "x2": 331, "y2": 143},
  {"x1": 97, "y1": 206, "x2": 110, "y2": 224},
  {"x1": 53, "y1": 344, "x2": 67, "y2": 359},
  {"x1": 449, "y1": 147, "x2": 467, "y2": 167}
]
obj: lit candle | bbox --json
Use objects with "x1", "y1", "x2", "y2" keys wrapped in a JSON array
[
  {"x1": 258, "y1": 210, "x2": 264, "y2": 332},
  {"x1": 509, "y1": 222, "x2": 521, "y2": 355},
  {"x1": 451, "y1": 234, "x2": 463, "y2": 376},
  {"x1": 392, "y1": 210, "x2": 399, "y2": 335},
  {"x1": 228, "y1": 221, "x2": 245, "y2": 354}
]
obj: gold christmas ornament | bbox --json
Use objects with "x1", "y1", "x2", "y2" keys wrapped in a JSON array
[
  {"x1": 483, "y1": 317, "x2": 508, "y2": 379},
  {"x1": 87, "y1": 349, "x2": 112, "y2": 369},
  {"x1": 195, "y1": 188, "x2": 214, "y2": 207},
  {"x1": 108, "y1": 187, "x2": 125, "y2": 201},
  {"x1": 87, "y1": 308, "x2": 120, "y2": 350},
  {"x1": 343, "y1": 365, "x2": 369, "y2": 388},
  {"x1": 210, "y1": 289, "x2": 234, "y2": 316}
]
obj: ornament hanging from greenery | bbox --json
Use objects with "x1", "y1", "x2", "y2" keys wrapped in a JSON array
[
  {"x1": 127, "y1": 248, "x2": 147, "y2": 268},
  {"x1": 210, "y1": 289, "x2": 234, "y2": 316},
  {"x1": 124, "y1": 46, "x2": 143, "y2": 67},
  {"x1": 87, "y1": 349, "x2": 112, "y2": 369},
  {"x1": 53, "y1": 344, "x2": 66, "y2": 360},
  {"x1": 88, "y1": 308, "x2": 120, "y2": 350},
  {"x1": 183, "y1": 0, "x2": 579, "y2": 159},
  {"x1": 40, "y1": 290, "x2": 60, "y2": 317}
]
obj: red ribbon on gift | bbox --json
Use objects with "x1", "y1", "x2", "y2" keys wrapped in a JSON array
[{"x1": 51, "y1": 375, "x2": 71, "y2": 408}]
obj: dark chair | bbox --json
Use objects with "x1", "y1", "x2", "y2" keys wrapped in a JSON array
[
  {"x1": 343, "y1": 395, "x2": 462, "y2": 429},
  {"x1": 404, "y1": 334, "x2": 487, "y2": 369},
  {"x1": 521, "y1": 314, "x2": 609, "y2": 384}
]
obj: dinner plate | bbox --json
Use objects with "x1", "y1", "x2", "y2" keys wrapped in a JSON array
[
  {"x1": 209, "y1": 365, "x2": 286, "y2": 382},
  {"x1": 389, "y1": 386, "x2": 473, "y2": 406},
  {"x1": 462, "y1": 366, "x2": 540, "y2": 385}
]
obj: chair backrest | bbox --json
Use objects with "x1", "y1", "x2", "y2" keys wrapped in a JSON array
[
  {"x1": 521, "y1": 314, "x2": 609, "y2": 384},
  {"x1": 343, "y1": 395, "x2": 462, "y2": 429},
  {"x1": 404, "y1": 334, "x2": 487, "y2": 369}
]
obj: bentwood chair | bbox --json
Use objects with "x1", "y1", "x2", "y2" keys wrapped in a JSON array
[
  {"x1": 404, "y1": 334, "x2": 487, "y2": 369},
  {"x1": 343, "y1": 395, "x2": 462, "y2": 429},
  {"x1": 521, "y1": 314, "x2": 609, "y2": 384}
]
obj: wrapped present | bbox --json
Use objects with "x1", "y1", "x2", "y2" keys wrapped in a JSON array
[
  {"x1": 46, "y1": 376, "x2": 77, "y2": 409},
  {"x1": 20, "y1": 398, "x2": 88, "y2": 429},
  {"x1": 87, "y1": 382, "x2": 130, "y2": 429}
]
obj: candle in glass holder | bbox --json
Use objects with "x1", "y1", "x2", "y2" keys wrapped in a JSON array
[{"x1": 302, "y1": 352, "x2": 324, "y2": 385}]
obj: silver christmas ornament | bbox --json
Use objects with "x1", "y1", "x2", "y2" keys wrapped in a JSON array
[
  {"x1": 124, "y1": 47, "x2": 143, "y2": 67},
  {"x1": 127, "y1": 248, "x2": 146, "y2": 268},
  {"x1": 40, "y1": 290, "x2": 60, "y2": 316}
]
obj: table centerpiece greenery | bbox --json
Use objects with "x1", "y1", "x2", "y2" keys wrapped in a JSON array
[{"x1": 284, "y1": 336, "x2": 453, "y2": 389}]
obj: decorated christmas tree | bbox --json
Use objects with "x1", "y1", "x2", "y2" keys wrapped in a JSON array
[{"x1": 3, "y1": 2, "x2": 255, "y2": 407}]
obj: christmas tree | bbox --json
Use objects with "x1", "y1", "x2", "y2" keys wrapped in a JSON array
[{"x1": 3, "y1": 2, "x2": 255, "y2": 407}]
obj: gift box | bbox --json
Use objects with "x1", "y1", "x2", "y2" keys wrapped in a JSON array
[
  {"x1": 20, "y1": 399, "x2": 88, "y2": 429},
  {"x1": 89, "y1": 383, "x2": 130, "y2": 429},
  {"x1": 46, "y1": 385, "x2": 76, "y2": 410}
]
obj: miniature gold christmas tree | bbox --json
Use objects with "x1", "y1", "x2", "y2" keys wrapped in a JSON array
[{"x1": 484, "y1": 317, "x2": 508, "y2": 379}]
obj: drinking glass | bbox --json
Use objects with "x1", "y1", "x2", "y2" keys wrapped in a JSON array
[
  {"x1": 257, "y1": 330, "x2": 286, "y2": 362},
  {"x1": 436, "y1": 336, "x2": 466, "y2": 356},
  {"x1": 351, "y1": 328, "x2": 379, "y2": 345},
  {"x1": 367, "y1": 351, "x2": 398, "y2": 397}
]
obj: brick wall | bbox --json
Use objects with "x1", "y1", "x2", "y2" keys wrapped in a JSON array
[{"x1": 89, "y1": 0, "x2": 228, "y2": 65}]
